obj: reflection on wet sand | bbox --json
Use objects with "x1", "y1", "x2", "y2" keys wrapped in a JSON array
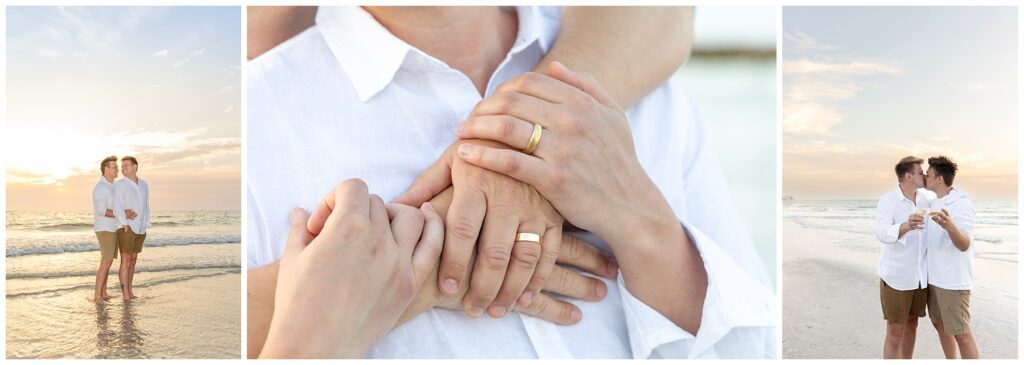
[{"x1": 92, "y1": 301, "x2": 148, "y2": 358}]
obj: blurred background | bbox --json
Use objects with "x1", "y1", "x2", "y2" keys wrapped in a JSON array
[{"x1": 676, "y1": 7, "x2": 777, "y2": 285}]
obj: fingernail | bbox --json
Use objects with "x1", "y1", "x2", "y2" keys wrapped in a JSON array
[
  {"x1": 422, "y1": 202, "x2": 435, "y2": 212},
  {"x1": 441, "y1": 278, "x2": 458, "y2": 294},
  {"x1": 458, "y1": 144, "x2": 471, "y2": 157},
  {"x1": 552, "y1": 60, "x2": 566, "y2": 71},
  {"x1": 467, "y1": 306, "x2": 485, "y2": 318},
  {"x1": 289, "y1": 208, "x2": 303, "y2": 223},
  {"x1": 519, "y1": 292, "x2": 534, "y2": 306},
  {"x1": 570, "y1": 307, "x2": 582, "y2": 322},
  {"x1": 491, "y1": 306, "x2": 507, "y2": 317},
  {"x1": 596, "y1": 283, "x2": 607, "y2": 299}
]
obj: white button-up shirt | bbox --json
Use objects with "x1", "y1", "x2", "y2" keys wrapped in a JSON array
[
  {"x1": 247, "y1": 6, "x2": 775, "y2": 359},
  {"x1": 875, "y1": 186, "x2": 934, "y2": 290},
  {"x1": 113, "y1": 177, "x2": 151, "y2": 234},
  {"x1": 925, "y1": 187, "x2": 976, "y2": 291},
  {"x1": 92, "y1": 176, "x2": 119, "y2": 233}
]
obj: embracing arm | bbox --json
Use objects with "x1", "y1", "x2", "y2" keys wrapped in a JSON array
[{"x1": 537, "y1": 6, "x2": 693, "y2": 107}]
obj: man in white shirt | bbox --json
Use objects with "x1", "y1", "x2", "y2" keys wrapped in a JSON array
[
  {"x1": 92, "y1": 156, "x2": 121, "y2": 303},
  {"x1": 875, "y1": 156, "x2": 933, "y2": 359},
  {"x1": 923, "y1": 156, "x2": 979, "y2": 359},
  {"x1": 247, "y1": 6, "x2": 774, "y2": 358},
  {"x1": 113, "y1": 156, "x2": 151, "y2": 301}
]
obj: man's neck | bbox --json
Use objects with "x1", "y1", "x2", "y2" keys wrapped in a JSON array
[
  {"x1": 104, "y1": 175, "x2": 115, "y2": 183},
  {"x1": 126, "y1": 174, "x2": 139, "y2": 183},
  {"x1": 364, "y1": 6, "x2": 518, "y2": 96},
  {"x1": 933, "y1": 185, "x2": 953, "y2": 199},
  {"x1": 898, "y1": 182, "x2": 917, "y2": 202}
]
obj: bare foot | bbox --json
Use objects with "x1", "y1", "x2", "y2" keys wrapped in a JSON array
[
  {"x1": 123, "y1": 295, "x2": 132, "y2": 302},
  {"x1": 93, "y1": 298, "x2": 105, "y2": 304},
  {"x1": 101, "y1": 294, "x2": 113, "y2": 300},
  {"x1": 130, "y1": 293, "x2": 139, "y2": 299}
]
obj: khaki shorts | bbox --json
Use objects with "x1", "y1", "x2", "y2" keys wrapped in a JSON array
[
  {"x1": 117, "y1": 227, "x2": 147, "y2": 254},
  {"x1": 928, "y1": 286, "x2": 972, "y2": 336},
  {"x1": 880, "y1": 279, "x2": 928, "y2": 324},
  {"x1": 95, "y1": 231, "x2": 118, "y2": 260}
]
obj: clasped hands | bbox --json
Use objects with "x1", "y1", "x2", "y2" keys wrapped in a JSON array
[{"x1": 263, "y1": 63, "x2": 674, "y2": 358}]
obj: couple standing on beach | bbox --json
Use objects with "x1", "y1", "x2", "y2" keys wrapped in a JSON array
[
  {"x1": 91, "y1": 156, "x2": 151, "y2": 303},
  {"x1": 876, "y1": 155, "x2": 979, "y2": 359}
]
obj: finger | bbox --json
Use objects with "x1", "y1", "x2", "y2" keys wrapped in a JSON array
[
  {"x1": 369, "y1": 194, "x2": 389, "y2": 232},
  {"x1": 543, "y1": 266, "x2": 607, "y2": 302},
  {"x1": 493, "y1": 71, "x2": 584, "y2": 105},
  {"x1": 393, "y1": 152, "x2": 453, "y2": 207},
  {"x1": 464, "y1": 206, "x2": 518, "y2": 318},
  {"x1": 457, "y1": 144, "x2": 552, "y2": 189},
  {"x1": 283, "y1": 208, "x2": 313, "y2": 262},
  {"x1": 411, "y1": 202, "x2": 445, "y2": 286},
  {"x1": 456, "y1": 115, "x2": 537, "y2": 151},
  {"x1": 548, "y1": 61, "x2": 616, "y2": 107},
  {"x1": 487, "y1": 220, "x2": 545, "y2": 318},
  {"x1": 310, "y1": 178, "x2": 370, "y2": 235},
  {"x1": 558, "y1": 233, "x2": 618, "y2": 279},
  {"x1": 516, "y1": 292, "x2": 582, "y2": 325},
  {"x1": 471, "y1": 90, "x2": 563, "y2": 129},
  {"x1": 439, "y1": 184, "x2": 486, "y2": 297},
  {"x1": 520, "y1": 224, "x2": 560, "y2": 307},
  {"x1": 386, "y1": 203, "x2": 425, "y2": 252}
]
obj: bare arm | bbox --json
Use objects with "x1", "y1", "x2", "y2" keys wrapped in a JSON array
[{"x1": 535, "y1": 6, "x2": 693, "y2": 107}]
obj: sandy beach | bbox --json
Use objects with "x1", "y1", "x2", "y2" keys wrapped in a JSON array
[{"x1": 782, "y1": 217, "x2": 1017, "y2": 359}]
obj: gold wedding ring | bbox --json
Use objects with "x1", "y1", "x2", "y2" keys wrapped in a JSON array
[
  {"x1": 524, "y1": 123, "x2": 543, "y2": 155},
  {"x1": 515, "y1": 232, "x2": 541, "y2": 244}
]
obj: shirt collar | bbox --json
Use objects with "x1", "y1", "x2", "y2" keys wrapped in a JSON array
[{"x1": 316, "y1": 6, "x2": 550, "y2": 103}]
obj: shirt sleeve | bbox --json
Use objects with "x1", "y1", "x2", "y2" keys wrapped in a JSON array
[
  {"x1": 952, "y1": 199, "x2": 976, "y2": 241},
  {"x1": 144, "y1": 182, "x2": 152, "y2": 229},
  {"x1": 113, "y1": 182, "x2": 128, "y2": 227},
  {"x1": 92, "y1": 186, "x2": 107, "y2": 218},
  {"x1": 617, "y1": 222, "x2": 776, "y2": 359},
  {"x1": 246, "y1": 186, "x2": 272, "y2": 269},
  {"x1": 875, "y1": 196, "x2": 905, "y2": 245}
]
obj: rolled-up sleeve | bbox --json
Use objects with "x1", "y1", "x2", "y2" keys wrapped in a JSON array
[
  {"x1": 618, "y1": 221, "x2": 775, "y2": 359},
  {"x1": 92, "y1": 186, "x2": 108, "y2": 218},
  {"x1": 875, "y1": 196, "x2": 905, "y2": 245}
]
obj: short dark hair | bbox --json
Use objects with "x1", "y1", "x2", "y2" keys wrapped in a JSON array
[
  {"x1": 100, "y1": 156, "x2": 117, "y2": 175},
  {"x1": 121, "y1": 156, "x2": 138, "y2": 166},
  {"x1": 894, "y1": 156, "x2": 923, "y2": 181},
  {"x1": 928, "y1": 156, "x2": 958, "y2": 187}
]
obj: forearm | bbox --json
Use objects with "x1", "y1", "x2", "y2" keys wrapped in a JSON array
[
  {"x1": 945, "y1": 225, "x2": 972, "y2": 252},
  {"x1": 897, "y1": 222, "x2": 910, "y2": 239},
  {"x1": 247, "y1": 262, "x2": 279, "y2": 359},
  {"x1": 601, "y1": 181, "x2": 707, "y2": 334},
  {"x1": 537, "y1": 6, "x2": 693, "y2": 107}
]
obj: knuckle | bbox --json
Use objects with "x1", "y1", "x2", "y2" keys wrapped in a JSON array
[
  {"x1": 442, "y1": 256, "x2": 469, "y2": 277},
  {"x1": 558, "y1": 268, "x2": 576, "y2": 291},
  {"x1": 511, "y1": 244, "x2": 542, "y2": 269},
  {"x1": 567, "y1": 236, "x2": 586, "y2": 261},
  {"x1": 500, "y1": 153, "x2": 522, "y2": 173},
  {"x1": 481, "y1": 245, "x2": 512, "y2": 270},
  {"x1": 498, "y1": 92, "x2": 520, "y2": 112},
  {"x1": 557, "y1": 303, "x2": 575, "y2": 323},
  {"x1": 497, "y1": 116, "x2": 517, "y2": 138},
  {"x1": 449, "y1": 218, "x2": 480, "y2": 241}
]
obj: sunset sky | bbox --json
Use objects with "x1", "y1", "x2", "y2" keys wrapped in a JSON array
[
  {"x1": 783, "y1": 7, "x2": 1017, "y2": 200},
  {"x1": 6, "y1": 6, "x2": 240, "y2": 211}
]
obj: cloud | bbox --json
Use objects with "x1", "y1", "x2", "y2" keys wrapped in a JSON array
[
  {"x1": 783, "y1": 57, "x2": 902, "y2": 136},
  {"x1": 172, "y1": 48, "x2": 206, "y2": 68},
  {"x1": 784, "y1": 31, "x2": 835, "y2": 52},
  {"x1": 6, "y1": 127, "x2": 239, "y2": 185},
  {"x1": 150, "y1": 49, "x2": 169, "y2": 57},
  {"x1": 223, "y1": 105, "x2": 234, "y2": 114}
]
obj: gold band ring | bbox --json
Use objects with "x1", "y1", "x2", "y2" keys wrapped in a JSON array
[
  {"x1": 515, "y1": 232, "x2": 541, "y2": 244},
  {"x1": 524, "y1": 123, "x2": 543, "y2": 155}
]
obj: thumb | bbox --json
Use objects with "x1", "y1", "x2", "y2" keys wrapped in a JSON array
[
  {"x1": 284, "y1": 208, "x2": 313, "y2": 262},
  {"x1": 548, "y1": 61, "x2": 617, "y2": 107},
  {"x1": 393, "y1": 151, "x2": 453, "y2": 206}
]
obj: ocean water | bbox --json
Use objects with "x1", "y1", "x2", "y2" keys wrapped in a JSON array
[
  {"x1": 6, "y1": 210, "x2": 241, "y2": 358},
  {"x1": 783, "y1": 199, "x2": 1018, "y2": 263}
]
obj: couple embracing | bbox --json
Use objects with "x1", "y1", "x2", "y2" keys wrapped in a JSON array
[
  {"x1": 876, "y1": 155, "x2": 978, "y2": 359},
  {"x1": 91, "y1": 156, "x2": 150, "y2": 303}
]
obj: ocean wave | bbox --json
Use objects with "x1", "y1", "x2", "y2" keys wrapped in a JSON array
[
  {"x1": 5, "y1": 238, "x2": 240, "y2": 257},
  {"x1": 6, "y1": 269, "x2": 240, "y2": 299},
  {"x1": 7, "y1": 262, "x2": 241, "y2": 280}
]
